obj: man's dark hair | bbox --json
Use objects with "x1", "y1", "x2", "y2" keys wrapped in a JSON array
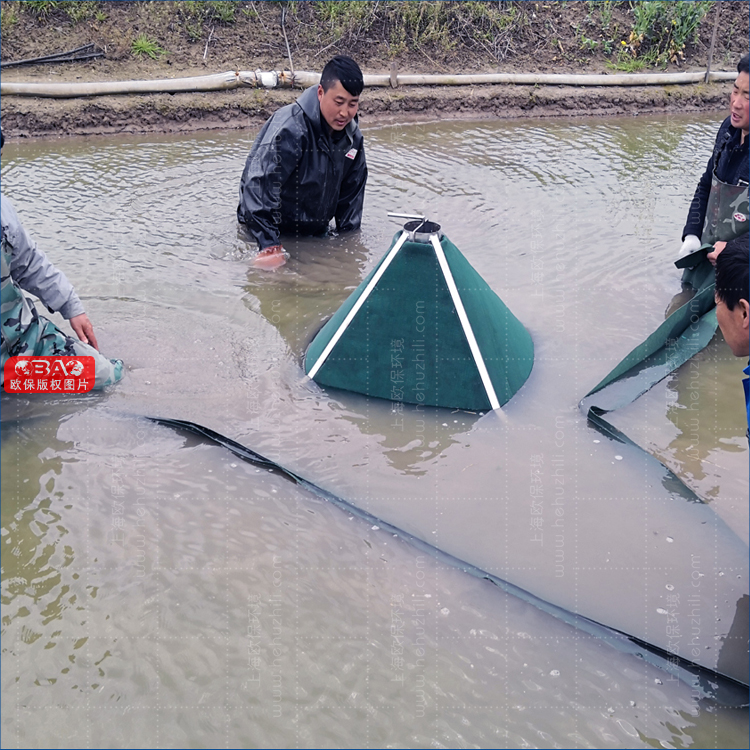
[
  {"x1": 715, "y1": 235, "x2": 749, "y2": 311},
  {"x1": 320, "y1": 56, "x2": 364, "y2": 97},
  {"x1": 738, "y1": 54, "x2": 749, "y2": 75}
]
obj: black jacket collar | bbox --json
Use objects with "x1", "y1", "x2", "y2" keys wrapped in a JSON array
[{"x1": 296, "y1": 85, "x2": 359, "y2": 146}]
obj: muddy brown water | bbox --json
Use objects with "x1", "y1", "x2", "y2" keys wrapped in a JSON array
[{"x1": 1, "y1": 114, "x2": 748, "y2": 748}]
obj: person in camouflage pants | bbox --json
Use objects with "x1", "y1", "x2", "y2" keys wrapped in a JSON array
[{"x1": 1, "y1": 134, "x2": 123, "y2": 389}]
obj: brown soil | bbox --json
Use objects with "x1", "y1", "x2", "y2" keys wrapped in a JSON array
[{"x1": 1, "y1": 1, "x2": 747, "y2": 140}]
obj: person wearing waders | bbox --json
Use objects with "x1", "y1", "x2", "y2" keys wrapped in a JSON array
[
  {"x1": 678, "y1": 54, "x2": 749, "y2": 273},
  {"x1": 714, "y1": 236, "x2": 750, "y2": 438},
  {"x1": 237, "y1": 56, "x2": 367, "y2": 270},
  {"x1": 1, "y1": 130, "x2": 123, "y2": 388}
]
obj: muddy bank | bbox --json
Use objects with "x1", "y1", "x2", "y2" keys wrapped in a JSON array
[
  {"x1": 1, "y1": 0, "x2": 745, "y2": 139},
  {"x1": 0, "y1": 77, "x2": 733, "y2": 140}
]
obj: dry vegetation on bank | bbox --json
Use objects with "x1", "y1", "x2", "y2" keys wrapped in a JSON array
[{"x1": 1, "y1": 1, "x2": 747, "y2": 138}]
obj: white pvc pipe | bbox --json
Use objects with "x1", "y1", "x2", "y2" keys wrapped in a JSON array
[
  {"x1": 0, "y1": 69, "x2": 294, "y2": 97},
  {"x1": 303, "y1": 70, "x2": 737, "y2": 88},
  {"x1": 430, "y1": 234, "x2": 501, "y2": 412},
  {"x1": 306, "y1": 230, "x2": 409, "y2": 381},
  {"x1": 0, "y1": 69, "x2": 736, "y2": 98}
]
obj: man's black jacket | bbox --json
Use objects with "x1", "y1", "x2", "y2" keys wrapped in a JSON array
[
  {"x1": 237, "y1": 85, "x2": 367, "y2": 249},
  {"x1": 683, "y1": 116, "x2": 749, "y2": 240}
]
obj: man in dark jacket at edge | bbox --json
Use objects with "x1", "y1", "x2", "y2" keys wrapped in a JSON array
[
  {"x1": 713, "y1": 236, "x2": 749, "y2": 437},
  {"x1": 237, "y1": 56, "x2": 367, "y2": 270},
  {"x1": 679, "y1": 53, "x2": 749, "y2": 263}
]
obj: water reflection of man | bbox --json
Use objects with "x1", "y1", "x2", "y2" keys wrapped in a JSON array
[
  {"x1": 714, "y1": 236, "x2": 750, "y2": 435},
  {"x1": 679, "y1": 54, "x2": 749, "y2": 262},
  {"x1": 237, "y1": 56, "x2": 368, "y2": 271},
  {"x1": 243, "y1": 231, "x2": 373, "y2": 352}
]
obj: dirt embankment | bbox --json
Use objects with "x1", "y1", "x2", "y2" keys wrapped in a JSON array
[{"x1": 1, "y1": 1, "x2": 748, "y2": 139}]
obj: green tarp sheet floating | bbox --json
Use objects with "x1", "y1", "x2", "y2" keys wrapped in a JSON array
[
  {"x1": 305, "y1": 224, "x2": 534, "y2": 411},
  {"x1": 580, "y1": 259, "x2": 718, "y2": 443}
]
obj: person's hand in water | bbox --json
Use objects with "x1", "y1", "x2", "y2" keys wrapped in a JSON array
[
  {"x1": 253, "y1": 245, "x2": 288, "y2": 270},
  {"x1": 69, "y1": 313, "x2": 99, "y2": 350}
]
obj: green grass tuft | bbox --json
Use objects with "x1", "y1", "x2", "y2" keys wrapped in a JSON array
[{"x1": 131, "y1": 33, "x2": 167, "y2": 59}]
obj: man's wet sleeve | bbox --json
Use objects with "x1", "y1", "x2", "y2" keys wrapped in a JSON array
[{"x1": 237, "y1": 123, "x2": 303, "y2": 249}]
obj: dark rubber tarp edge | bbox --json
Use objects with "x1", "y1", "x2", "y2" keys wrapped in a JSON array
[{"x1": 147, "y1": 414, "x2": 748, "y2": 704}]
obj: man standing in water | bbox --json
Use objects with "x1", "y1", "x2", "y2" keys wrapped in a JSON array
[
  {"x1": 237, "y1": 56, "x2": 367, "y2": 270},
  {"x1": 714, "y1": 236, "x2": 750, "y2": 435},
  {"x1": 679, "y1": 54, "x2": 749, "y2": 262}
]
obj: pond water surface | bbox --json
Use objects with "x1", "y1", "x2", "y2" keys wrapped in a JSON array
[{"x1": 1, "y1": 113, "x2": 748, "y2": 748}]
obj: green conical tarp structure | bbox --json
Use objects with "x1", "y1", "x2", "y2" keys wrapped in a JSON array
[{"x1": 305, "y1": 227, "x2": 533, "y2": 411}]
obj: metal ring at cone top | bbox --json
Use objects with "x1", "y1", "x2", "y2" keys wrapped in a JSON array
[{"x1": 404, "y1": 219, "x2": 443, "y2": 243}]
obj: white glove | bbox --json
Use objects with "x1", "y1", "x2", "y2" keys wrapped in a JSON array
[{"x1": 678, "y1": 234, "x2": 701, "y2": 258}]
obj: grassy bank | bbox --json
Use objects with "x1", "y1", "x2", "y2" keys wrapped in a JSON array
[
  {"x1": 1, "y1": 1, "x2": 746, "y2": 140},
  {"x1": 1, "y1": 1, "x2": 747, "y2": 75}
]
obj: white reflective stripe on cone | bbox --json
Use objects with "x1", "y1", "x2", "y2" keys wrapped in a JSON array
[
  {"x1": 430, "y1": 234, "x2": 501, "y2": 411},
  {"x1": 307, "y1": 231, "x2": 410, "y2": 380}
]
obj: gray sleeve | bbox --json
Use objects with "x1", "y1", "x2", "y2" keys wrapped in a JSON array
[{"x1": 1, "y1": 194, "x2": 85, "y2": 319}]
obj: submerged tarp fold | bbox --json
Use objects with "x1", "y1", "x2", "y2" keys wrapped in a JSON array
[{"x1": 581, "y1": 275, "x2": 717, "y2": 414}]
